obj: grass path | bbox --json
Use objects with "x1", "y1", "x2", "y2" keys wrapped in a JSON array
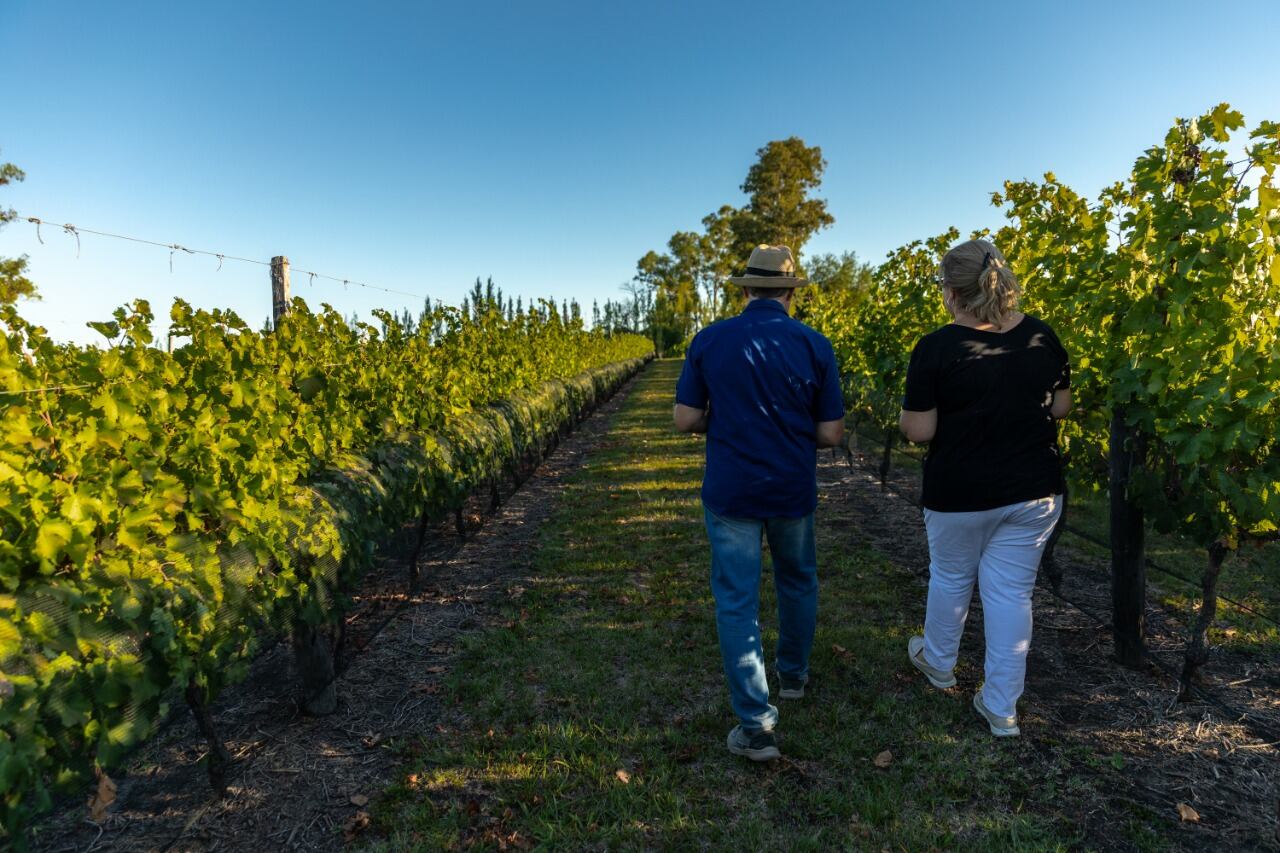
[{"x1": 366, "y1": 360, "x2": 1143, "y2": 850}]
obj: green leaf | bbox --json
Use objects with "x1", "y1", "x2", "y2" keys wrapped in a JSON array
[{"x1": 35, "y1": 519, "x2": 73, "y2": 561}]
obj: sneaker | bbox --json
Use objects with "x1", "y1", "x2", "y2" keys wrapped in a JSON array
[
  {"x1": 973, "y1": 690, "x2": 1020, "y2": 737},
  {"x1": 726, "y1": 725, "x2": 781, "y2": 761},
  {"x1": 778, "y1": 672, "x2": 807, "y2": 700},
  {"x1": 907, "y1": 636, "x2": 956, "y2": 689}
]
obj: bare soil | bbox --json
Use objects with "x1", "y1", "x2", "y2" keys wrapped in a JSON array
[{"x1": 30, "y1": 376, "x2": 643, "y2": 853}]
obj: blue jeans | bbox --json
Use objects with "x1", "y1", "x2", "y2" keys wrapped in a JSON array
[{"x1": 704, "y1": 507, "x2": 818, "y2": 732}]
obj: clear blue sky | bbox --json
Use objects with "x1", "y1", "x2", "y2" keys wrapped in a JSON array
[{"x1": 2, "y1": 0, "x2": 1277, "y2": 344}]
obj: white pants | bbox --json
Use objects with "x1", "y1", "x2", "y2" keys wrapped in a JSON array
[{"x1": 921, "y1": 496, "x2": 1062, "y2": 719}]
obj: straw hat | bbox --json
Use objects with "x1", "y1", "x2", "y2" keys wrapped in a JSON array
[{"x1": 728, "y1": 244, "x2": 809, "y2": 288}]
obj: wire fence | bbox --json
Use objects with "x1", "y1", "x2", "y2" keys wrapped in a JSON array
[{"x1": 22, "y1": 214, "x2": 431, "y2": 300}]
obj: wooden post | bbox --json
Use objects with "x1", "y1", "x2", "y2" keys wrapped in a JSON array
[
  {"x1": 271, "y1": 256, "x2": 290, "y2": 327},
  {"x1": 1109, "y1": 407, "x2": 1147, "y2": 667}
]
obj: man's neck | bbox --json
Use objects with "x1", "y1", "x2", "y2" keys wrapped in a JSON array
[{"x1": 746, "y1": 296, "x2": 791, "y2": 315}]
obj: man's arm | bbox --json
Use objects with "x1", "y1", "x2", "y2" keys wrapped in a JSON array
[
  {"x1": 815, "y1": 418, "x2": 844, "y2": 449},
  {"x1": 899, "y1": 408, "x2": 937, "y2": 443},
  {"x1": 674, "y1": 403, "x2": 709, "y2": 434}
]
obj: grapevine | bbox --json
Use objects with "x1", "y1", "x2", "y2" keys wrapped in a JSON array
[{"x1": 0, "y1": 296, "x2": 651, "y2": 842}]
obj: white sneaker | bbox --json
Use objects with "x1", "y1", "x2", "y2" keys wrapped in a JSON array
[
  {"x1": 907, "y1": 636, "x2": 956, "y2": 689},
  {"x1": 973, "y1": 690, "x2": 1020, "y2": 737}
]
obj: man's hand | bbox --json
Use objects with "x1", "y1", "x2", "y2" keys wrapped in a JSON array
[
  {"x1": 674, "y1": 403, "x2": 709, "y2": 434},
  {"x1": 815, "y1": 418, "x2": 844, "y2": 449}
]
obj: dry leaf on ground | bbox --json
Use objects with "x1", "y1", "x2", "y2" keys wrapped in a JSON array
[
  {"x1": 1176, "y1": 802, "x2": 1201, "y2": 823},
  {"x1": 615, "y1": 769, "x2": 631, "y2": 784},
  {"x1": 88, "y1": 769, "x2": 117, "y2": 823},
  {"x1": 873, "y1": 750, "x2": 894, "y2": 769},
  {"x1": 425, "y1": 665, "x2": 447, "y2": 674},
  {"x1": 350, "y1": 793, "x2": 369, "y2": 807},
  {"x1": 343, "y1": 810, "x2": 371, "y2": 841},
  {"x1": 832, "y1": 644, "x2": 854, "y2": 660}
]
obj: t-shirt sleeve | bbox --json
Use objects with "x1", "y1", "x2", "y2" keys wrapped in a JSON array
[
  {"x1": 814, "y1": 338, "x2": 845, "y2": 422},
  {"x1": 902, "y1": 337, "x2": 937, "y2": 412},
  {"x1": 674, "y1": 335, "x2": 708, "y2": 408}
]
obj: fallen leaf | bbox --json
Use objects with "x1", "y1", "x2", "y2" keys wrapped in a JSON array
[
  {"x1": 343, "y1": 810, "x2": 370, "y2": 841},
  {"x1": 832, "y1": 644, "x2": 854, "y2": 660},
  {"x1": 361, "y1": 733, "x2": 383, "y2": 748},
  {"x1": 88, "y1": 768, "x2": 117, "y2": 823},
  {"x1": 425, "y1": 665, "x2": 447, "y2": 674},
  {"x1": 465, "y1": 799, "x2": 481, "y2": 817},
  {"x1": 615, "y1": 769, "x2": 631, "y2": 784},
  {"x1": 873, "y1": 750, "x2": 893, "y2": 769},
  {"x1": 1176, "y1": 802, "x2": 1201, "y2": 823},
  {"x1": 350, "y1": 793, "x2": 369, "y2": 807}
]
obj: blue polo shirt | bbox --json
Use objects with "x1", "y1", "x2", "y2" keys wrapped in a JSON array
[{"x1": 675, "y1": 299, "x2": 844, "y2": 519}]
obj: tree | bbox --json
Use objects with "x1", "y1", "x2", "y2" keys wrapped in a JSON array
[
  {"x1": 699, "y1": 205, "x2": 740, "y2": 321},
  {"x1": 793, "y1": 251, "x2": 874, "y2": 319},
  {"x1": 732, "y1": 137, "x2": 835, "y2": 266},
  {"x1": 1, "y1": 154, "x2": 37, "y2": 304}
]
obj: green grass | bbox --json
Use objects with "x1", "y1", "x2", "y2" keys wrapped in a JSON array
[
  {"x1": 852, "y1": 424, "x2": 1280, "y2": 654},
  {"x1": 366, "y1": 361, "x2": 1158, "y2": 851}
]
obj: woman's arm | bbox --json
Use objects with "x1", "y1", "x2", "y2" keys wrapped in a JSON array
[
  {"x1": 899, "y1": 408, "x2": 937, "y2": 443},
  {"x1": 1050, "y1": 389, "x2": 1072, "y2": 419}
]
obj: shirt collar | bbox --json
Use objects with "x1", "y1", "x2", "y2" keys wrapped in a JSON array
[{"x1": 743, "y1": 299, "x2": 789, "y2": 315}]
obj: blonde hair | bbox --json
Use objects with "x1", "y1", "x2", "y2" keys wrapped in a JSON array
[{"x1": 939, "y1": 239, "x2": 1021, "y2": 326}]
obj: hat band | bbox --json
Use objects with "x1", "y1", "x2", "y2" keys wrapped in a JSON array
[{"x1": 745, "y1": 266, "x2": 792, "y2": 277}]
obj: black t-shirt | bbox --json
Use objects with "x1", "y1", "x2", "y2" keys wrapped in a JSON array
[{"x1": 902, "y1": 315, "x2": 1070, "y2": 512}]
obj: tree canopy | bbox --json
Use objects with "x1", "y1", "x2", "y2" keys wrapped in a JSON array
[
  {"x1": 619, "y1": 137, "x2": 840, "y2": 354},
  {"x1": 1, "y1": 155, "x2": 37, "y2": 305}
]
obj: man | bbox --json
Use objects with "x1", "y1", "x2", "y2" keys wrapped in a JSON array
[{"x1": 674, "y1": 244, "x2": 845, "y2": 761}]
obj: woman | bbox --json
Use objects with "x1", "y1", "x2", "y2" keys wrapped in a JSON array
[{"x1": 899, "y1": 238, "x2": 1070, "y2": 737}]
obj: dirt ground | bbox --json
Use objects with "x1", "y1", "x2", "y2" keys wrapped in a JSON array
[
  {"x1": 827, "y1": 444, "x2": 1280, "y2": 850},
  {"x1": 29, "y1": 377, "x2": 643, "y2": 853}
]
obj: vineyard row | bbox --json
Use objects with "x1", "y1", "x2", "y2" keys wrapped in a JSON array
[{"x1": 0, "y1": 295, "x2": 652, "y2": 843}]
